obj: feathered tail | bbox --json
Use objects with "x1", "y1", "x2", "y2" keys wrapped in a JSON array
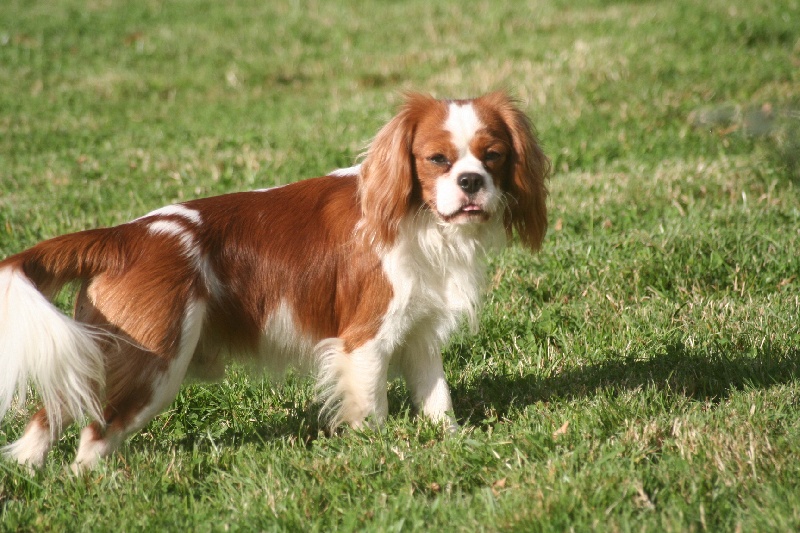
[{"x1": 0, "y1": 228, "x2": 127, "y2": 432}]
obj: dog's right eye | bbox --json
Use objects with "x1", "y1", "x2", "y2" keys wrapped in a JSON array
[{"x1": 428, "y1": 154, "x2": 450, "y2": 166}]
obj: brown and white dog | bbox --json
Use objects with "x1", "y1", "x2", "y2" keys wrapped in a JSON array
[{"x1": 0, "y1": 92, "x2": 548, "y2": 470}]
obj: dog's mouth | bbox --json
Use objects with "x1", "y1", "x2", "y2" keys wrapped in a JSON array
[{"x1": 439, "y1": 203, "x2": 491, "y2": 223}]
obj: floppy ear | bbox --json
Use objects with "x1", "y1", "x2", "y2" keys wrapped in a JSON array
[
  {"x1": 481, "y1": 92, "x2": 550, "y2": 251},
  {"x1": 359, "y1": 93, "x2": 432, "y2": 247}
]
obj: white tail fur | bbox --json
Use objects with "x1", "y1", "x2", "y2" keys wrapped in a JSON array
[{"x1": 0, "y1": 267, "x2": 106, "y2": 434}]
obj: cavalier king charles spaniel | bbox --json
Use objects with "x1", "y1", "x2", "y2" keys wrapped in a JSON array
[{"x1": 0, "y1": 91, "x2": 548, "y2": 470}]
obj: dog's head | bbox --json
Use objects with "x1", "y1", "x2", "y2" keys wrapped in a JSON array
[{"x1": 359, "y1": 91, "x2": 549, "y2": 250}]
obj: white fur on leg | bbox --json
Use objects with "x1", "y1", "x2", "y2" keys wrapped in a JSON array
[
  {"x1": 316, "y1": 339, "x2": 390, "y2": 430},
  {"x1": 397, "y1": 345, "x2": 458, "y2": 433},
  {"x1": 416, "y1": 374, "x2": 457, "y2": 433},
  {"x1": 71, "y1": 425, "x2": 120, "y2": 473},
  {"x1": 3, "y1": 417, "x2": 54, "y2": 468}
]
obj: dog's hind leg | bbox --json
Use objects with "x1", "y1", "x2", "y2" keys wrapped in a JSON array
[
  {"x1": 3, "y1": 407, "x2": 74, "y2": 469},
  {"x1": 71, "y1": 296, "x2": 206, "y2": 472}
]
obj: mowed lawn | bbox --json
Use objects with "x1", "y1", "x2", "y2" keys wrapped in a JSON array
[{"x1": 1, "y1": 0, "x2": 799, "y2": 530}]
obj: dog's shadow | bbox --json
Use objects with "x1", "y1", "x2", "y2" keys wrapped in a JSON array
[
  {"x1": 451, "y1": 339, "x2": 800, "y2": 424},
  {"x1": 96, "y1": 339, "x2": 798, "y2": 461}
]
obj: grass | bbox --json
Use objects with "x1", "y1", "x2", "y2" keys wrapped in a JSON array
[{"x1": 2, "y1": 0, "x2": 800, "y2": 530}]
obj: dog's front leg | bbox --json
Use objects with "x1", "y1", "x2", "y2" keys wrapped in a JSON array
[
  {"x1": 398, "y1": 342, "x2": 458, "y2": 433},
  {"x1": 316, "y1": 339, "x2": 391, "y2": 430}
]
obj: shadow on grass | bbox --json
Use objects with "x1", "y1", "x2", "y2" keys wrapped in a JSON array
[
  {"x1": 452, "y1": 340, "x2": 800, "y2": 423},
  {"x1": 127, "y1": 341, "x2": 799, "y2": 455}
]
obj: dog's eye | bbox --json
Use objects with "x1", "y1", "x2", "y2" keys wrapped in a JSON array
[
  {"x1": 428, "y1": 154, "x2": 450, "y2": 166},
  {"x1": 484, "y1": 151, "x2": 504, "y2": 163}
]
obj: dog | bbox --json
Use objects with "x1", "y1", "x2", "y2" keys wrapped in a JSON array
[{"x1": 0, "y1": 91, "x2": 549, "y2": 470}]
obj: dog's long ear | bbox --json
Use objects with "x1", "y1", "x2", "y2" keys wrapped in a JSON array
[
  {"x1": 481, "y1": 92, "x2": 550, "y2": 251},
  {"x1": 359, "y1": 93, "x2": 433, "y2": 247}
]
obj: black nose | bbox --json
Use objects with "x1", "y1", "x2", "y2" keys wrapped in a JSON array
[{"x1": 457, "y1": 173, "x2": 484, "y2": 194}]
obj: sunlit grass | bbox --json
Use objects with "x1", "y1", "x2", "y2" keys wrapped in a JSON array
[{"x1": 1, "y1": 0, "x2": 799, "y2": 530}]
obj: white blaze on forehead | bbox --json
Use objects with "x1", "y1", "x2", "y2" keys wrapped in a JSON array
[
  {"x1": 437, "y1": 102, "x2": 500, "y2": 219},
  {"x1": 444, "y1": 103, "x2": 482, "y2": 157},
  {"x1": 138, "y1": 204, "x2": 202, "y2": 225}
]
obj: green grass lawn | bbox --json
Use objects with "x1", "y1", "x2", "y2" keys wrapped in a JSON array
[{"x1": 2, "y1": 0, "x2": 800, "y2": 530}]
